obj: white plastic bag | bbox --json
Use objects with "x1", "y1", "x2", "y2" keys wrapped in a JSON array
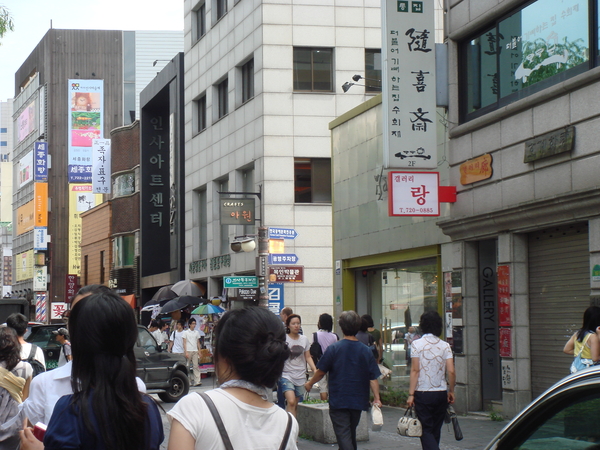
[{"x1": 371, "y1": 404, "x2": 384, "y2": 431}]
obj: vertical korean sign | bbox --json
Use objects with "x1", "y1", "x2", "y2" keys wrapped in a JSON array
[
  {"x1": 67, "y1": 80, "x2": 104, "y2": 183},
  {"x1": 382, "y1": 0, "x2": 437, "y2": 168},
  {"x1": 141, "y1": 112, "x2": 171, "y2": 277},
  {"x1": 68, "y1": 185, "x2": 102, "y2": 275},
  {"x1": 92, "y1": 139, "x2": 111, "y2": 194}
]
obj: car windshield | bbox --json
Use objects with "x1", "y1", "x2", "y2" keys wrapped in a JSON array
[
  {"x1": 502, "y1": 390, "x2": 600, "y2": 449},
  {"x1": 27, "y1": 327, "x2": 60, "y2": 347}
]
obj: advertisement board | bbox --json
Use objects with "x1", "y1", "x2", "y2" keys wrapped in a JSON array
[
  {"x1": 34, "y1": 141, "x2": 48, "y2": 182},
  {"x1": 16, "y1": 201, "x2": 35, "y2": 235},
  {"x1": 17, "y1": 101, "x2": 36, "y2": 143},
  {"x1": 67, "y1": 80, "x2": 104, "y2": 183},
  {"x1": 92, "y1": 139, "x2": 111, "y2": 194},
  {"x1": 18, "y1": 150, "x2": 34, "y2": 188},
  {"x1": 388, "y1": 171, "x2": 440, "y2": 216},
  {"x1": 16, "y1": 250, "x2": 34, "y2": 282},
  {"x1": 68, "y1": 184, "x2": 102, "y2": 275}
]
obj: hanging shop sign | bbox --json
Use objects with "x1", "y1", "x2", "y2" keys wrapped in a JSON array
[
  {"x1": 497, "y1": 265, "x2": 511, "y2": 326},
  {"x1": 224, "y1": 276, "x2": 258, "y2": 288},
  {"x1": 220, "y1": 198, "x2": 255, "y2": 225},
  {"x1": 388, "y1": 171, "x2": 456, "y2": 216},
  {"x1": 382, "y1": 0, "x2": 437, "y2": 168}
]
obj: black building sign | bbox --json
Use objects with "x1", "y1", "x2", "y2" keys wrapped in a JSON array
[{"x1": 220, "y1": 198, "x2": 255, "y2": 225}]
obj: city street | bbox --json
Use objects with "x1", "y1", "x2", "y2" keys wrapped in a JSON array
[{"x1": 153, "y1": 382, "x2": 506, "y2": 450}]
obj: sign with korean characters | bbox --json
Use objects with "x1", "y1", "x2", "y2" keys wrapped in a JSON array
[
  {"x1": 33, "y1": 266, "x2": 47, "y2": 291},
  {"x1": 269, "y1": 266, "x2": 304, "y2": 283},
  {"x1": 382, "y1": 0, "x2": 437, "y2": 169},
  {"x1": 224, "y1": 276, "x2": 259, "y2": 288},
  {"x1": 34, "y1": 142, "x2": 48, "y2": 182},
  {"x1": 388, "y1": 171, "x2": 439, "y2": 216},
  {"x1": 92, "y1": 139, "x2": 111, "y2": 194},
  {"x1": 220, "y1": 198, "x2": 255, "y2": 225}
]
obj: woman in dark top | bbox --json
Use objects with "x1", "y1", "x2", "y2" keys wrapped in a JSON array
[{"x1": 21, "y1": 291, "x2": 164, "y2": 450}]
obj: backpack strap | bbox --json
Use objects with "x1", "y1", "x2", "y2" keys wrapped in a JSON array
[
  {"x1": 199, "y1": 392, "x2": 234, "y2": 450},
  {"x1": 278, "y1": 412, "x2": 293, "y2": 450},
  {"x1": 27, "y1": 344, "x2": 37, "y2": 361},
  {"x1": 313, "y1": 332, "x2": 318, "y2": 345}
]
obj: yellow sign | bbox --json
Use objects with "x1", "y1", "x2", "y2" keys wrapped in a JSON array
[
  {"x1": 460, "y1": 154, "x2": 493, "y2": 185},
  {"x1": 269, "y1": 239, "x2": 285, "y2": 254},
  {"x1": 16, "y1": 201, "x2": 35, "y2": 235},
  {"x1": 69, "y1": 184, "x2": 102, "y2": 275},
  {"x1": 16, "y1": 250, "x2": 34, "y2": 281},
  {"x1": 35, "y1": 182, "x2": 48, "y2": 227}
]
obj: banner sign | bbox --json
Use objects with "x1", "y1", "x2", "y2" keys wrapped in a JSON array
[
  {"x1": 16, "y1": 250, "x2": 34, "y2": 282},
  {"x1": 388, "y1": 171, "x2": 440, "y2": 216},
  {"x1": 17, "y1": 101, "x2": 36, "y2": 143},
  {"x1": 92, "y1": 139, "x2": 111, "y2": 194},
  {"x1": 68, "y1": 80, "x2": 104, "y2": 183},
  {"x1": 68, "y1": 185, "x2": 102, "y2": 275},
  {"x1": 33, "y1": 266, "x2": 47, "y2": 291},
  {"x1": 382, "y1": 0, "x2": 437, "y2": 168},
  {"x1": 34, "y1": 227, "x2": 48, "y2": 250},
  {"x1": 35, "y1": 182, "x2": 48, "y2": 227},
  {"x1": 51, "y1": 302, "x2": 68, "y2": 320},
  {"x1": 268, "y1": 283, "x2": 284, "y2": 316},
  {"x1": 34, "y1": 141, "x2": 48, "y2": 182},
  {"x1": 65, "y1": 274, "x2": 79, "y2": 302},
  {"x1": 18, "y1": 150, "x2": 34, "y2": 188},
  {"x1": 16, "y1": 201, "x2": 35, "y2": 235}
]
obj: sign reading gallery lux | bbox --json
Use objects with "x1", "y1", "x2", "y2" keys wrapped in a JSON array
[{"x1": 220, "y1": 198, "x2": 255, "y2": 225}]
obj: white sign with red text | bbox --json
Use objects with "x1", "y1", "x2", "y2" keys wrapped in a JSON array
[
  {"x1": 388, "y1": 171, "x2": 439, "y2": 216},
  {"x1": 51, "y1": 302, "x2": 68, "y2": 320}
]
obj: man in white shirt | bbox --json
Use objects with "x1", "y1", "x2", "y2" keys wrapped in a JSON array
[
  {"x1": 168, "y1": 320, "x2": 185, "y2": 354},
  {"x1": 149, "y1": 320, "x2": 164, "y2": 346},
  {"x1": 6, "y1": 313, "x2": 46, "y2": 373},
  {"x1": 182, "y1": 318, "x2": 202, "y2": 386}
]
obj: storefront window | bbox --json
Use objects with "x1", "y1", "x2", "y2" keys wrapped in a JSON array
[{"x1": 462, "y1": 0, "x2": 589, "y2": 121}]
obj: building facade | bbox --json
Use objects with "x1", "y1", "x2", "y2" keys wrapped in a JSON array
[
  {"x1": 183, "y1": 0, "x2": 385, "y2": 328},
  {"x1": 443, "y1": 0, "x2": 600, "y2": 417},
  {"x1": 12, "y1": 29, "x2": 182, "y2": 321},
  {"x1": 0, "y1": 100, "x2": 13, "y2": 296}
]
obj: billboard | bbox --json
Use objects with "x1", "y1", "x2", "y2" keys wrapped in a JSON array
[
  {"x1": 34, "y1": 182, "x2": 48, "y2": 227},
  {"x1": 68, "y1": 184, "x2": 102, "y2": 275},
  {"x1": 67, "y1": 80, "x2": 104, "y2": 183},
  {"x1": 17, "y1": 101, "x2": 36, "y2": 143},
  {"x1": 18, "y1": 149, "x2": 34, "y2": 188},
  {"x1": 16, "y1": 250, "x2": 34, "y2": 282},
  {"x1": 16, "y1": 201, "x2": 35, "y2": 235}
]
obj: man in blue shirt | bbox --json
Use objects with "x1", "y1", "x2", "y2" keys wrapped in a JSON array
[{"x1": 305, "y1": 311, "x2": 381, "y2": 450}]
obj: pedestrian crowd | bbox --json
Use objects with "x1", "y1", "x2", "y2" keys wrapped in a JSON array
[{"x1": 0, "y1": 284, "x2": 458, "y2": 450}]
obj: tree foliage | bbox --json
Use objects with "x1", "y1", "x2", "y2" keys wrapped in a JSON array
[{"x1": 0, "y1": 6, "x2": 14, "y2": 45}]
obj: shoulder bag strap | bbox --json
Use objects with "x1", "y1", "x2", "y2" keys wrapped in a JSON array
[
  {"x1": 313, "y1": 332, "x2": 318, "y2": 344},
  {"x1": 278, "y1": 412, "x2": 293, "y2": 450},
  {"x1": 199, "y1": 392, "x2": 234, "y2": 450}
]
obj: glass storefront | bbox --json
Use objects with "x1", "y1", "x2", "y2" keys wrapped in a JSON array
[{"x1": 355, "y1": 257, "x2": 439, "y2": 388}]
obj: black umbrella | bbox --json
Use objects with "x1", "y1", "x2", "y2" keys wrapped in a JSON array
[
  {"x1": 159, "y1": 296, "x2": 204, "y2": 315},
  {"x1": 171, "y1": 280, "x2": 204, "y2": 297}
]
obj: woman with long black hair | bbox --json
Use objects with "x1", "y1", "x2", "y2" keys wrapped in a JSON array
[
  {"x1": 20, "y1": 291, "x2": 164, "y2": 450},
  {"x1": 563, "y1": 306, "x2": 600, "y2": 372}
]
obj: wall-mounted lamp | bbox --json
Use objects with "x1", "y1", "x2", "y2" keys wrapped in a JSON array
[
  {"x1": 231, "y1": 236, "x2": 257, "y2": 253},
  {"x1": 352, "y1": 74, "x2": 380, "y2": 83}
]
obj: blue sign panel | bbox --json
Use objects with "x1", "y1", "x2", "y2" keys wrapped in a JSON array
[
  {"x1": 269, "y1": 254, "x2": 299, "y2": 265},
  {"x1": 34, "y1": 142, "x2": 48, "y2": 182},
  {"x1": 268, "y1": 283, "x2": 284, "y2": 316},
  {"x1": 68, "y1": 165, "x2": 92, "y2": 183},
  {"x1": 269, "y1": 227, "x2": 298, "y2": 240}
]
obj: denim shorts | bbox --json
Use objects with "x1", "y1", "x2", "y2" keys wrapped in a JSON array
[{"x1": 278, "y1": 377, "x2": 305, "y2": 398}]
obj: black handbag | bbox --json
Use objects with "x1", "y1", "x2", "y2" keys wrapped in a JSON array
[{"x1": 446, "y1": 405, "x2": 463, "y2": 441}]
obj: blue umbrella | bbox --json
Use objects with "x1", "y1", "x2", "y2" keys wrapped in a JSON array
[{"x1": 191, "y1": 304, "x2": 226, "y2": 315}]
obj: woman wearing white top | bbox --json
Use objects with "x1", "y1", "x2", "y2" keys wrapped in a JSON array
[
  {"x1": 406, "y1": 311, "x2": 455, "y2": 450},
  {"x1": 168, "y1": 307, "x2": 298, "y2": 450},
  {"x1": 279, "y1": 314, "x2": 317, "y2": 417}
]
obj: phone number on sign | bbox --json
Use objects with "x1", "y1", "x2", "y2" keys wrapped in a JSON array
[{"x1": 396, "y1": 207, "x2": 435, "y2": 214}]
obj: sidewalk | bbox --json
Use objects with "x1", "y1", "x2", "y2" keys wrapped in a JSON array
[{"x1": 297, "y1": 406, "x2": 507, "y2": 450}]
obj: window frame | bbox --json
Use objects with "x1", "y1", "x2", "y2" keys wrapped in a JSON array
[
  {"x1": 215, "y1": 0, "x2": 227, "y2": 22},
  {"x1": 241, "y1": 58, "x2": 254, "y2": 104},
  {"x1": 293, "y1": 47, "x2": 334, "y2": 92},
  {"x1": 216, "y1": 78, "x2": 229, "y2": 120},
  {"x1": 294, "y1": 157, "x2": 332, "y2": 203},
  {"x1": 194, "y1": 3, "x2": 206, "y2": 42},
  {"x1": 365, "y1": 49, "x2": 382, "y2": 93},
  {"x1": 459, "y1": 0, "x2": 596, "y2": 123},
  {"x1": 195, "y1": 94, "x2": 207, "y2": 133}
]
